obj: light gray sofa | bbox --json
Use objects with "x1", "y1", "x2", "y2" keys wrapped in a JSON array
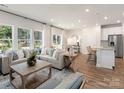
[
  {"x1": 55, "y1": 72, "x2": 85, "y2": 89},
  {"x1": 2, "y1": 48, "x2": 65, "y2": 74},
  {"x1": 37, "y1": 48, "x2": 66, "y2": 70}
]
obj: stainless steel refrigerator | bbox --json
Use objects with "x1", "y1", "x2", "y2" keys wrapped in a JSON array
[{"x1": 108, "y1": 34, "x2": 123, "y2": 58}]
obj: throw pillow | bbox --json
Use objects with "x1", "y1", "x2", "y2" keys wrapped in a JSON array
[
  {"x1": 16, "y1": 50, "x2": 24, "y2": 59},
  {"x1": 51, "y1": 48, "x2": 55, "y2": 56},
  {"x1": 48, "y1": 48, "x2": 55, "y2": 57},
  {"x1": 46, "y1": 48, "x2": 49, "y2": 55},
  {"x1": 41, "y1": 48, "x2": 47, "y2": 55}
]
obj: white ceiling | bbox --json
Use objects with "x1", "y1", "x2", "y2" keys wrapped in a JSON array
[{"x1": 0, "y1": 4, "x2": 124, "y2": 30}]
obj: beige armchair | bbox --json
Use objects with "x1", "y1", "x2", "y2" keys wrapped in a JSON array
[{"x1": 2, "y1": 50, "x2": 29, "y2": 74}]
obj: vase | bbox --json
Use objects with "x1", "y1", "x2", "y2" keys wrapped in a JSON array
[{"x1": 27, "y1": 58, "x2": 36, "y2": 66}]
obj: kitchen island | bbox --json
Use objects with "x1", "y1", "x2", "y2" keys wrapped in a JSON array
[{"x1": 96, "y1": 47, "x2": 115, "y2": 69}]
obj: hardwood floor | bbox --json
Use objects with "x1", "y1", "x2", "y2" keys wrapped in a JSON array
[{"x1": 71, "y1": 53, "x2": 124, "y2": 89}]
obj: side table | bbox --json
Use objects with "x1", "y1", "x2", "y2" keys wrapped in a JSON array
[{"x1": 64, "y1": 53, "x2": 78, "y2": 72}]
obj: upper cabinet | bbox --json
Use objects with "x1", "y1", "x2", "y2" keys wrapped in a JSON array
[{"x1": 101, "y1": 24, "x2": 122, "y2": 40}]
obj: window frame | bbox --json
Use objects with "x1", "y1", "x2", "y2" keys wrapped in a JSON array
[
  {"x1": 0, "y1": 23, "x2": 13, "y2": 51},
  {"x1": 34, "y1": 30, "x2": 43, "y2": 48},
  {"x1": 17, "y1": 27, "x2": 31, "y2": 49},
  {"x1": 52, "y1": 34, "x2": 62, "y2": 48}
]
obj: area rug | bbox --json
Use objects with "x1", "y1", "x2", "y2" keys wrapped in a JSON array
[{"x1": 0, "y1": 68, "x2": 72, "y2": 89}]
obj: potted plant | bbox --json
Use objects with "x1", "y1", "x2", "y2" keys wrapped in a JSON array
[{"x1": 27, "y1": 51, "x2": 37, "y2": 66}]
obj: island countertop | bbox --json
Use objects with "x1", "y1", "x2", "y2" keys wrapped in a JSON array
[{"x1": 96, "y1": 46, "x2": 114, "y2": 50}]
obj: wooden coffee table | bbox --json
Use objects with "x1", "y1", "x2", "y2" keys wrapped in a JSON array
[{"x1": 9, "y1": 60, "x2": 52, "y2": 89}]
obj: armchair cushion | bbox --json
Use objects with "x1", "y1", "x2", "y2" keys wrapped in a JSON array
[{"x1": 55, "y1": 72, "x2": 83, "y2": 89}]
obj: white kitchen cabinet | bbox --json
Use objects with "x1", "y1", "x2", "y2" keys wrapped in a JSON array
[{"x1": 96, "y1": 47, "x2": 115, "y2": 69}]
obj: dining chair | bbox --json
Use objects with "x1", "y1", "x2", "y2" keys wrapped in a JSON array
[{"x1": 87, "y1": 46, "x2": 96, "y2": 62}]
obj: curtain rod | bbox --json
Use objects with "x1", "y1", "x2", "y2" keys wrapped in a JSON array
[{"x1": 0, "y1": 9, "x2": 64, "y2": 30}]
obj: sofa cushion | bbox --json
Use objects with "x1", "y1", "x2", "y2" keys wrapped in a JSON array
[
  {"x1": 39, "y1": 55, "x2": 56, "y2": 61},
  {"x1": 47, "y1": 57, "x2": 56, "y2": 63},
  {"x1": 55, "y1": 72, "x2": 83, "y2": 89},
  {"x1": 12, "y1": 51, "x2": 19, "y2": 60},
  {"x1": 16, "y1": 50, "x2": 24, "y2": 59},
  {"x1": 39, "y1": 55, "x2": 50, "y2": 61},
  {"x1": 12, "y1": 58, "x2": 27, "y2": 65}
]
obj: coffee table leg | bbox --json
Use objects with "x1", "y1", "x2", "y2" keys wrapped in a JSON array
[
  {"x1": 10, "y1": 69, "x2": 13, "y2": 81},
  {"x1": 21, "y1": 76, "x2": 26, "y2": 89},
  {"x1": 48, "y1": 67, "x2": 51, "y2": 79}
]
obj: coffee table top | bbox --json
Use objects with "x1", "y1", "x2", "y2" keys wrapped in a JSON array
[{"x1": 10, "y1": 60, "x2": 52, "y2": 76}]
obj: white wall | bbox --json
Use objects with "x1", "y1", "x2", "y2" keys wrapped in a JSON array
[
  {"x1": 67, "y1": 26, "x2": 101, "y2": 54},
  {"x1": 0, "y1": 11, "x2": 66, "y2": 49},
  {"x1": 43, "y1": 25, "x2": 51, "y2": 48},
  {"x1": 82, "y1": 26, "x2": 101, "y2": 54}
]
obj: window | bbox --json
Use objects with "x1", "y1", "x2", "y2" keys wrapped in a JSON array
[
  {"x1": 0, "y1": 25, "x2": 12, "y2": 52},
  {"x1": 18, "y1": 28, "x2": 30, "y2": 49},
  {"x1": 52, "y1": 34, "x2": 62, "y2": 48},
  {"x1": 34, "y1": 31, "x2": 42, "y2": 48}
]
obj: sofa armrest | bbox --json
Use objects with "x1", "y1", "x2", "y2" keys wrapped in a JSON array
[
  {"x1": 80, "y1": 76, "x2": 86, "y2": 89},
  {"x1": 11, "y1": 58, "x2": 27, "y2": 65},
  {"x1": 1, "y1": 56, "x2": 10, "y2": 74},
  {"x1": 58, "y1": 54, "x2": 65, "y2": 66}
]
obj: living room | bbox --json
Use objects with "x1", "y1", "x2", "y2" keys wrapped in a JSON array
[{"x1": 0, "y1": 2, "x2": 124, "y2": 92}]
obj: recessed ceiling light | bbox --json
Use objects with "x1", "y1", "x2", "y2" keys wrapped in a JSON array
[
  {"x1": 117, "y1": 20, "x2": 120, "y2": 23},
  {"x1": 122, "y1": 12, "x2": 124, "y2": 16},
  {"x1": 104, "y1": 16, "x2": 108, "y2": 20},
  {"x1": 85, "y1": 9, "x2": 90, "y2": 12},
  {"x1": 50, "y1": 19, "x2": 54, "y2": 22},
  {"x1": 78, "y1": 20, "x2": 81, "y2": 23},
  {"x1": 96, "y1": 24, "x2": 98, "y2": 26}
]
